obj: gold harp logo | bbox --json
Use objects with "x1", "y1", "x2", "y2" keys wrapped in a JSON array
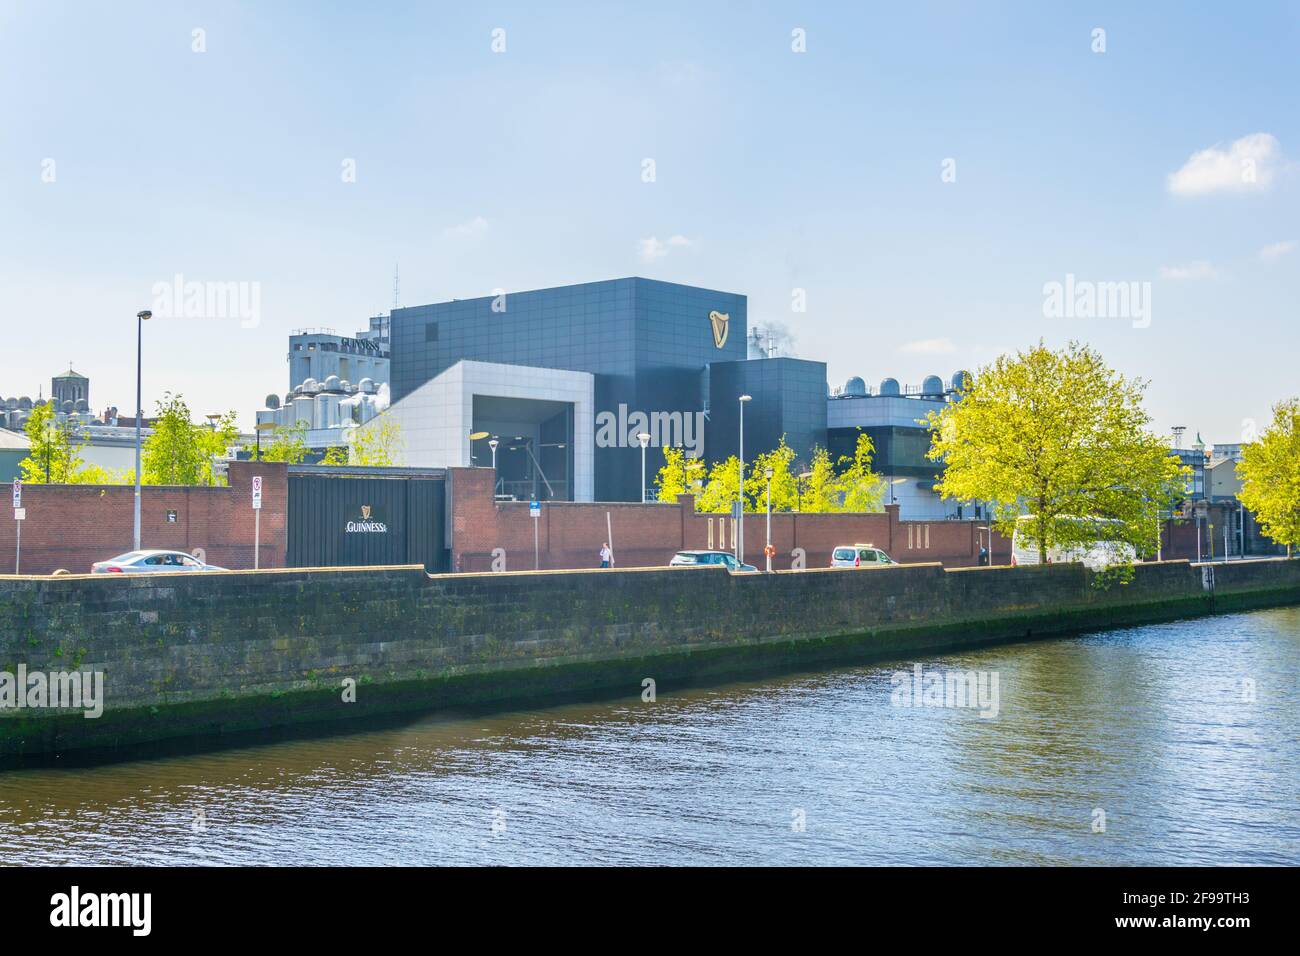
[
  {"x1": 708, "y1": 311, "x2": 730, "y2": 349},
  {"x1": 361, "y1": 505, "x2": 372, "y2": 520}
]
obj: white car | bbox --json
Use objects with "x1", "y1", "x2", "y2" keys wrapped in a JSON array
[
  {"x1": 830, "y1": 544, "x2": 896, "y2": 568},
  {"x1": 91, "y1": 550, "x2": 228, "y2": 574}
]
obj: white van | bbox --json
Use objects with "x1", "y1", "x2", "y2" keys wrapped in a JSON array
[{"x1": 1010, "y1": 515, "x2": 1137, "y2": 571}]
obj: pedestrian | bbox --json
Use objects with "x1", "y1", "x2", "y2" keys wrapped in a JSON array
[{"x1": 599, "y1": 542, "x2": 613, "y2": 569}]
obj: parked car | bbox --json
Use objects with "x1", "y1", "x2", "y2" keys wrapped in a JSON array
[
  {"x1": 91, "y1": 550, "x2": 228, "y2": 574},
  {"x1": 669, "y1": 550, "x2": 758, "y2": 572},
  {"x1": 830, "y1": 544, "x2": 896, "y2": 568}
]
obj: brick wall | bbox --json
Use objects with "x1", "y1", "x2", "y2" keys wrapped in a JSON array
[
  {"x1": 447, "y1": 466, "x2": 1009, "y2": 572},
  {"x1": 0, "y1": 461, "x2": 287, "y2": 575}
]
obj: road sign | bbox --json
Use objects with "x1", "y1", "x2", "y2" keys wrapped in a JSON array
[
  {"x1": 13, "y1": 508, "x2": 25, "y2": 521},
  {"x1": 11, "y1": 480, "x2": 20, "y2": 509},
  {"x1": 529, "y1": 500, "x2": 540, "y2": 518},
  {"x1": 252, "y1": 477, "x2": 264, "y2": 569}
]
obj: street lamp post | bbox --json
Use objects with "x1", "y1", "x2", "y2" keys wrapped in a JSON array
[
  {"x1": 254, "y1": 421, "x2": 276, "y2": 460},
  {"x1": 133, "y1": 310, "x2": 151, "y2": 552},
  {"x1": 44, "y1": 419, "x2": 57, "y2": 483},
  {"x1": 488, "y1": 437, "x2": 499, "y2": 493},
  {"x1": 764, "y1": 465, "x2": 774, "y2": 573},
  {"x1": 738, "y1": 394, "x2": 751, "y2": 563},
  {"x1": 636, "y1": 432, "x2": 650, "y2": 503}
]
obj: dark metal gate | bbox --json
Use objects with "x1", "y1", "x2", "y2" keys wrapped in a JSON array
[{"x1": 286, "y1": 466, "x2": 448, "y2": 572}]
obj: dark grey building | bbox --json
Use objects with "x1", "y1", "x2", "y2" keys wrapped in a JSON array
[
  {"x1": 391, "y1": 278, "x2": 753, "y2": 501},
  {"x1": 706, "y1": 358, "x2": 829, "y2": 469}
]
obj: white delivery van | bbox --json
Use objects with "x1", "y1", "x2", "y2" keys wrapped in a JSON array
[{"x1": 1010, "y1": 515, "x2": 1137, "y2": 571}]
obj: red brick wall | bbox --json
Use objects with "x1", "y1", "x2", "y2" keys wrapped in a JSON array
[
  {"x1": 447, "y1": 467, "x2": 1008, "y2": 572},
  {"x1": 0, "y1": 461, "x2": 288, "y2": 575}
]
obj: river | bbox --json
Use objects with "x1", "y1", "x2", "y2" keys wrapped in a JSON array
[{"x1": 2, "y1": 607, "x2": 1297, "y2": 865}]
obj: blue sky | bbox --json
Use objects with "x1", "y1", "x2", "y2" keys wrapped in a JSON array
[{"x1": 2, "y1": 1, "x2": 1297, "y2": 442}]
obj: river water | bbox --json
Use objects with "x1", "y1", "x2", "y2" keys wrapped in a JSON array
[{"x1": 2, "y1": 608, "x2": 1297, "y2": 866}]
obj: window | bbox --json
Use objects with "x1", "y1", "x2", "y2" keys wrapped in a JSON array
[{"x1": 858, "y1": 549, "x2": 878, "y2": 562}]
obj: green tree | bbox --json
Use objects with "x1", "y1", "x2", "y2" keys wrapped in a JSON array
[
  {"x1": 320, "y1": 445, "x2": 349, "y2": 466},
  {"x1": 747, "y1": 437, "x2": 800, "y2": 512},
  {"x1": 142, "y1": 394, "x2": 238, "y2": 485},
  {"x1": 263, "y1": 421, "x2": 310, "y2": 464},
  {"x1": 797, "y1": 446, "x2": 840, "y2": 512},
  {"x1": 835, "y1": 432, "x2": 886, "y2": 512},
  {"x1": 697, "y1": 456, "x2": 741, "y2": 514},
  {"x1": 927, "y1": 341, "x2": 1186, "y2": 564},
  {"x1": 1238, "y1": 398, "x2": 1300, "y2": 555},
  {"x1": 348, "y1": 416, "x2": 404, "y2": 466},
  {"x1": 19, "y1": 402, "x2": 85, "y2": 483},
  {"x1": 654, "y1": 446, "x2": 707, "y2": 502}
]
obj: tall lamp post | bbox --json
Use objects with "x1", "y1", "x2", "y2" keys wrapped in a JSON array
[
  {"x1": 488, "y1": 437, "x2": 499, "y2": 495},
  {"x1": 254, "y1": 421, "x2": 276, "y2": 460},
  {"x1": 44, "y1": 419, "x2": 58, "y2": 483},
  {"x1": 636, "y1": 431, "x2": 651, "y2": 503},
  {"x1": 737, "y1": 394, "x2": 752, "y2": 563},
  {"x1": 764, "y1": 465, "x2": 774, "y2": 573},
  {"x1": 469, "y1": 430, "x2": 490, "y2": 465},
  {"x1": 133, "y1": 309, "x2": 151, "y2": 552},
  {"x1": 797, "y1": 469, "x2": 812, "y2": 513}
]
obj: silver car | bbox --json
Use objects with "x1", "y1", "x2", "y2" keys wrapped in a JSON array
[
  {"x1": 669, "y1": 550, "x2": 758, "y2": 573},
  {"x1": 91, "y1": 550, "x2": 228, "y2": 574}
]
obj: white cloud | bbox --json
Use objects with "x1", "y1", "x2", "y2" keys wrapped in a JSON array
[
  {"x1": 1159, "y1": 261, "x2": 1218, "y2": 281},
  {"x1": 442, "y1": 216, "x2": 489, "y2": 239},
  {"x1": 638, "y1": 234, "x2": 696, "y2": 262},
  {"x1": 899, "y1": 337, "x2": 956, "y2": 355},
  {"x1": 1166, "y1": 133, "x2": 1282, "y2": 196},
  {"x1": 1260, "y1": 239, "x2": 1297, "y2": 262}
]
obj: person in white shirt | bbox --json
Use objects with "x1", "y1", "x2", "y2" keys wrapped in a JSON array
[{"x1": 599, "y1": 543, "x2": 613, "y2": 569}]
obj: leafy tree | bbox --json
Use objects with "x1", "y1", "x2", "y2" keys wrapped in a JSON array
[
  {"x1": 74, "y1": 463, "x2": 132, "y2": 485},
  {"x1": 263, "y1": 421, "x2": 310, "y2": 464},
  {"x1": 654, "y1": 446, "x2": 707, "y2": 502},
  {"x1": 927, "y1": 340, "x2": 1186, "y2": 564},
  {"x1": 19, "y1": 402, "x2": 85, "y2": 483},
  {"x1": 747, "y1": 437, "x2": 800, "y2": 512},
  {"x1": 348, "y1": 416, "x2": 404, "y2": 467},
  {"x1": 320, "y1": 445, "x2": 350, "y2": 466},
  {"x1": 1237, "y1": 398, "x2": 1300, "y2": 555},
  {"x1": 835, "y1": 432, "x2": 886, "y2": 512},
  {"x1": 142, "y1": 394, "x2": 238, "y2": 485},
  {"x1": 797, "y1": 446, "x2": 840, "y2": 512},
  {"x1": 697, "y1": 456, "x2": 741, "y2": 514}
]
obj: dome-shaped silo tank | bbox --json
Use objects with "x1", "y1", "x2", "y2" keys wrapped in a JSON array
[
  {"x1": 323, "y1": 375, "x2": 342, "y2": 393},
  {"x1": 844, "y1": 376, "x2": 867, "y2": 396},
  {"x1": 921, "y1": 374, "x2": 944, "y2": 397},
  {"x1": 879, "y1": 378, "x2": 900, "y2": 397},
  {"x1": 358, "y1": 377, "x2": 376, "y2": 394},
  {"x1": 292, "y1": 395, "x2": 314, "y2": 427},
  {"x1": 265, "y1": 394, "x2": 281, "y2": 410},
  {"x1": 317, "y1": 392, "x2": 342, "y2": 429},
  {"x1": 951, "y1": 370, "x2": 971, "y2": 395}
]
